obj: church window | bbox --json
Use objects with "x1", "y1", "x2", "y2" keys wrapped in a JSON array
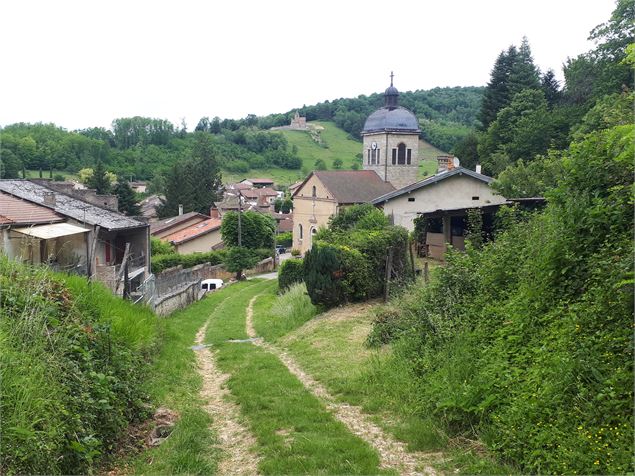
[
  {"x1": 299, "y1": 223, "x2": 303, "y2": 239},
  {"x1": 367, "y1": 149, "x2": 371, "y2": 164},
  {"x1": 312, "y1": 186, "x2": 317, "y2": 198},
  {"x1": 376, "y1": 149, "x2": 380, "y2": 164},
  {"x1": 407, "y1": 149, "x2": 412, "y2": 165},
  {"x1": 397, "y1": 143, "x2": 406, "y2": 164},
  {"x1": 391, "y1": 149, "x2": 397, "y2": 165}
]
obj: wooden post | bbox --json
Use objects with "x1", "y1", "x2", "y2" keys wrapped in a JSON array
[
  {"x1": 115, "y1": 242, "x2": 131, "y2": 294},
  {"x1": 409, "y1": 240, "x2": 416, "y2": 279},
  {"x1": 384, "y1": 247, "x2": 393, "y2": 302},
  {"x1": 424, "y1": 261, "x2": 429, "y2": 284},
  {"x1": 123, "y1": 260, "x2": 130, "y2": 300},
  {"x1": 88, "y1": 225, "x2": 100, "y2": 279}
]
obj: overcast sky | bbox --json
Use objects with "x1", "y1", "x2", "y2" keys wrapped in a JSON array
[{"x1": 0, "y1": 0, "x2": 616, "y2": 131}]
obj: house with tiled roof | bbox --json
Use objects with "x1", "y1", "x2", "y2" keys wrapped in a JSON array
[
  {"x1": 0, "y1": 180, "x2": 150, "y2": 292},
  {"x1": 151, "y1": 208, "x2": 224, "y2": 254},
  {"x1": 291, "y1": 170, "x2": 394, "y2": 253}
]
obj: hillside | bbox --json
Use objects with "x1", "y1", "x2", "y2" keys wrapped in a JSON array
[{"x1": 222, "y1": 121, "x2": 443, "y2": 186}]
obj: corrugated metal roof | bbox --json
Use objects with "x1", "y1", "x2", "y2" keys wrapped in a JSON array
[
  {"x1": 164, "y1": 218, "x2": 222, "y2": 245},
  {"x1": 0, "y1": 180, "x2": 146, "y2": 230},
  {"x1": 0, "y1": 192, "x2": 63, "y2": 225},
  {"x1": 371, "y1": 167, "x2": 494, "y2": 204},
  {"x1": 13, "y1": 222, "x2": 90, "y2": 239}
]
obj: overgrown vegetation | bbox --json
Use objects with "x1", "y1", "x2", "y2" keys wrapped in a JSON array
[
  {"x1": 0, "y1": 257, "x2": 158, "y2": 475},
  {"x1": 367, "y1": 122, "x2": 634, "y2": 474},
  {"x1": 277, "y1": 258, "x2": 304, "y2": 290}
]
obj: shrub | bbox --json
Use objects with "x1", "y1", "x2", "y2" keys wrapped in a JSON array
[
  {"x1": 276, "y1": 231, "x2": 292, "y2": 247},
  {"x1": 304, "y1": 243, "x2": 370, "y2": 308},
  {"x1": 150, "y1": 236, "x2": 175, "y2": 256},
  {"x1": 278, "y1": 258, "x2": 304, "y2": 290},
  {"x1": 290, "y1": 248, "x2": 301, "y2": 257},
  {"x1": 151, "y1": 250, "x2": 225, "y2": 274}
]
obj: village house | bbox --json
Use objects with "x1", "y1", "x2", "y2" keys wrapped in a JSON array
[
  {"x1": 0, "y1": 180, "x2": 150, "y2": 292},
  {"x1": 240, "y1": 178, "x2": 275, "y2": 189},
  {"x1": 291, "y1": 170, "x2": 394, "y2": 254},
  {"x1": 151, "y1": 208, "x2": 223, "y2": 254}
]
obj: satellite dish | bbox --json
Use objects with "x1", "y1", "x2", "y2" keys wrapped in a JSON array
[{"x1": 453, "y1": 157, "x2": 460, "y2": 168}]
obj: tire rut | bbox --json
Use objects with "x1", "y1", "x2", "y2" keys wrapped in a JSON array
[
  {"x1": 245, "y1": 296, "x2": 440, "y2": 476},
  {"x1": 194, "y1": 301, "x2": 260, "y2": 476}
]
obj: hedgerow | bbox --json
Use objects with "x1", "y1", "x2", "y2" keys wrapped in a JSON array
[{"x1": 0, "y1": 257, "x2": 158, "y2": 474}]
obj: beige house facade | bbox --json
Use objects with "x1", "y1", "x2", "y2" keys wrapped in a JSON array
[
  {"x1": 371, "y1": 168, "x2": 507, "y2": 232},
  {"x1": 292, "y1": 171, "x2": 393, "y2": 254}
]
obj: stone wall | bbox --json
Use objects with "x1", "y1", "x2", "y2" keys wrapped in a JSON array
[{"x1": 154, "y1": 281, "x2": 201, "y2": 316}]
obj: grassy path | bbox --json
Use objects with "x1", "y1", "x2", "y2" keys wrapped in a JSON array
[
  {"x1": 203, "y1": 280, "x2": 388, "y2": 475},
  {"x1": 246, "y1": 296, "x2": 438, "y2": 476}
]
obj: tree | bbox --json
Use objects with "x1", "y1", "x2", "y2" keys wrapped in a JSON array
[
  {"x1": 541, "y1": 69, "x2": 562, "y2": 107},
  {"x1": 220, "y1": 211, "x2": 276, "y2": 249},
  {"x1": 333, "y1": 158, "x2": 343, "y2": 169},
  {"x1": 477, "y1": 46, "x2": 517, "y2": 130},
  {"x1": 508, "y1": 37, "x2": 541, "y2": 97},
  {"x1": 87, "y1": 161, "x2": 112, "y2": 194},
  {"x1": 451, "y1": 132, "x2": 480, "y2": 171},
  {"x1": 223, "y1": 247, "x2": 260, "y2": 280},
  {"x1": 113, "y1": 181, "x2": 141, "y2": 216},
  {"x1": 314, "y1": 158, "x2": 327, "y2": 170}
]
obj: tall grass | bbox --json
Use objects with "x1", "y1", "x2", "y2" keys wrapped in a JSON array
[
  {"x1": 0, "y1": 256, "x2": 158, "y2": 474},
  {"x1": 253, "y1": 282, "x2": 318, "y2": 341}
]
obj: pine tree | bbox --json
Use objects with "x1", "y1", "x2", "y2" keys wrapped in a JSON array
[
  {"x1": 541, "y1": 69, "x2": 562, "y2": 107},
  {"x1": 113, "y1": 181, "x2": 141, "y2": 216},
  {"x1": 88, "y1": 160, "x2": 111, "y2": 194},
  {"x1": 508, "y1": 37, "x2": 541, "y2": 97},
  {"x1": 477, "y1": 46, "x2": 517, "y2": 130}
]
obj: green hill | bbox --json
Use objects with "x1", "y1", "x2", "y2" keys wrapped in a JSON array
[{"x1": 223, "y1": 121, "x2": 446, "y2": 186}]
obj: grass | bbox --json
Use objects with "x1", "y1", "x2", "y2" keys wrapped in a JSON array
[
  {"x1": 127, "y1": 281, "x2": 259, "y2": 475},
  {"x1": 203, "y1": 279, "x2": 389, "y2": 475},
  {"x1": 252, "y1": 282, "x2": 319, "y2": 342}
]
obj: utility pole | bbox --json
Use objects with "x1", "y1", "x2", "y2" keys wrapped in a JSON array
[{"x1": 237, "y1": 189, "x2": 242, "y2": 246}]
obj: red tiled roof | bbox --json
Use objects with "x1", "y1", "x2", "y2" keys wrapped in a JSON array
[
  {"x1": 163, "y1": 218, "x2": 222, "y2": 245},
  {"x1": 0, "y1": 192, "x2": 63, "y2": 225},
  {"x1": 278, "y1": 217, "x2": 293, "y2": 233},
  {"x1": 241, "y1": 187, "x2": 278, "y2": 199}
]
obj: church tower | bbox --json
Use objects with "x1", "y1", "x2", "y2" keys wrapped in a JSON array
[{"x1": 361, "y1": 73, "x2": 420, "y2": 189}]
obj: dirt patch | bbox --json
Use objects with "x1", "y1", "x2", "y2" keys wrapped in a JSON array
[
  {"x1": 246, "y1": 297, "x2": 439, "y2": 476},
  {"x1": 147, "y1": 407, "x2": 179, "y2": 447},
  {"x1": 195, "y1": 314, "x2": 260, "y2": 475}
]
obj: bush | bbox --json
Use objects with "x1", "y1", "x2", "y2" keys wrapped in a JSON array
[
  {"x1": 278, "y1": 258, "x2": 304, "y2": 290},
  {"x1": 304, "y1": 243, "x2": 370, "y2": 308},
  {"x1": 151, "y1": 250, "x2": 225, "y2": 274},
  {"x1": 290, "y1": 248, "x2": 301, "y2": 257},
  {"x1": 150, "y1": 236, "x2": 174, "y2": 256},
  {"x1": 276, "y1": 231, "x2": 292, "y2": 247},
  {"x1": 0, "y1": 257, "x2": 158, "y2": 474}
]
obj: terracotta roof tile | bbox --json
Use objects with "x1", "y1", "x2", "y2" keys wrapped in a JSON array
[{"x1": 0, "y1": 192, "x2": 63, "y2": 225}]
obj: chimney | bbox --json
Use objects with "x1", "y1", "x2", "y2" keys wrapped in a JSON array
[
  {"x1": 436, "y1": 155, "x2": 451, "y2": 173},
  {"x1": 476, "y1": 164, "x2": 482, "y2": 174},
  {"x1": 43, "y1": 192, "x2": 56, "y2": 207},
  {"x1": 178, "y1": 204, "x2": 183, "y2": 216},
  {"x1": 210, "y1": 207, "x2": 219, "y2": 219}
]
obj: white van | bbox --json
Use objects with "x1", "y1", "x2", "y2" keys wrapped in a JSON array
[{"x1": 201, "y1": 278, "x2": 224, "y2": 292}]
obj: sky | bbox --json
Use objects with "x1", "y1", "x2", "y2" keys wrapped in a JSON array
[{"x1": 0, "y1": 0, "x2": 616, "y2": 131}]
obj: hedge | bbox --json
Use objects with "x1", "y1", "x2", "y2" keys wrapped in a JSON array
[{"x1": 278, "y1": 258, "x2": 304, "y2": 290}]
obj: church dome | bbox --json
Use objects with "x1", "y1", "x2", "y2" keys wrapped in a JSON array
[
  {"x1": 362, "y1": 74, "x2": 420, "y2": 134},
  {"x1": 362, "y1": 107, "x2": 420, "y2": 134}
]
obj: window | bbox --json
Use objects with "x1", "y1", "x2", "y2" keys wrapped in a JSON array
[
  {"x1": 408, "y1": 197, "x2": 415, "y2": 202},
  {"x1": 312, "y1": 186, "x2": 317, "y2": 198},
  {"x1": 376, "y1": 148, "x2": 380, "y2": 164},
  {"x1": 367, "y1": 149, "x2": 371, "y2": 164},
  {"x1": 397, "y1": 143, "x2": 406, "y2": 164},
  {"x1": 299, "y1": 223, "x2": 303, "y2": 239},
  {"x1": 371, "y1": 149, "x2": 379, "y2": 165},
  {"x1": 472, "y1": 196, "x2": 479, "y2": 200},
  {"x1": 407, "y1": 148, "x2": 412, "y2": 165},
  {"x1": 391, "y1": 148, "x2": 397, "y2": 165}
]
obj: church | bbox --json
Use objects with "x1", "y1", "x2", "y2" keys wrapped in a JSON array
[
  {"x1": 291, "y1": 75, "x2": 503, "y2": 254},
  {"x1": 291, "y1": 75, "x2": 423, "y2": 254}
]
